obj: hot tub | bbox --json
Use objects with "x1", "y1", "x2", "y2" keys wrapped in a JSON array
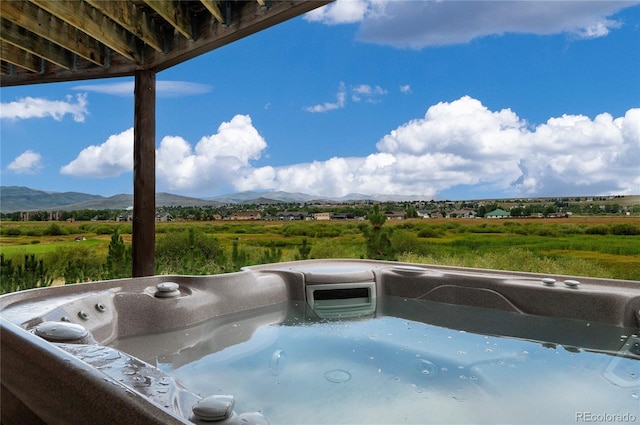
[{"x1": 1, "y1": 259, "x2": 639, "y2": 424}]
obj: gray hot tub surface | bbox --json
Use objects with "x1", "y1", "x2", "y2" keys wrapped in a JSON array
[{"x1": 1, "y1": 259, "x2": 639, "y2": 425}]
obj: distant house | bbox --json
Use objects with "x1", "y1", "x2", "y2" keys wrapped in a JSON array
[
  {"x1": 331, "y1": 213, "x2": 353, "y2": 220},
  {"x1": 485, "y1": 208, "x2": 511, "y2": 219},
  {"x1": 277, "y1": 212, "x2": 308, "y2": 221},
  {"x1": 156, "y1": 213, "x2": 174, "y2": 222},
  {"x1": 384, "y1": 210, "x2": 405, "y2": 220},
  {"x1": 230, "y1": 211, "x2": 261, "y2": 221},
  {"x1": 313, "y1": 212, "x2": 332, "y2": 221},
  {"x1": 452, "y1": 208, "x2": 477, "y2": 219}
]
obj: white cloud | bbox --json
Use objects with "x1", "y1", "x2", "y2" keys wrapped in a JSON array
[
  {"x1": 306, "y1": 0, "x2": 637, "y2": 48},
  {"x1": 514, "y1": 108, "x2": 640, "y2": 195},
  {"x1": 306, "y1": 82, "x2": 387, "y2": 112},
  {"x1": 238, "y1": 97, "x2": 640, "y2": 198},
  {"x1": 305, "y1": 82, "x2": 347, "y2": 113},
  {"x1": 61, "y1": 98, "x2": 639, "y2": 199},
  {"x1": 72, "y1": 80, "x2": 212, "y2": 97},
  {"x1": 351, "y1": 84, "x2": 387, "y2": 103},
  {"x1": 0, "y1": 94, "x2": 88, "y2": 122},
  {"x1": 7, "y1": 150, "x2": 43, "y2": 174},
  {"x1": 305, "y1": 0, "x2": 369, "y2": 25},
  {"x1": 157, "y1": 115, "x2": 267, "y2": 193},
  {"x1": 60, "y1": 128, "x2": 133, "y2": 177},
  {"x1": 400, "y1": 85, "x2": 411, "y2": 94}
]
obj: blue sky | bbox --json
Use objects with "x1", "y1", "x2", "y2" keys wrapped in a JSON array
[{"x1": 1, "y1": 0, "x2": 639, "y2": 201}]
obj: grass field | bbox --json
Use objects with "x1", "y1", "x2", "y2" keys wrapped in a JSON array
[{"x1": 1, "y1": 216, "x2": 639, "y2": 281}]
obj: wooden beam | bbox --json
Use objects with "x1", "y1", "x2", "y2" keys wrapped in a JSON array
[
  {"x1": 0, "y1": 0, "x2": 333, "y2": 87},
  {"x1": 145, "y1": 0, "x2": 332, "y2": 72},
  {"x1": 199, "y1": 0, "x2": 224, "y2": 23},
  {"x1": 132, "y1": 69, "x2": 156, "y2": 277},
  {"x1": 1, "y1": 18, "x2": 74, "y2": 70},
  {"x1": 0, "y1": 41, "x2": 41, "y2": 73},
  {"x1": 142, "y1": 0, "x2": 195, "y2": 40},
  {"x1": 86, "y1": 0, "x2": 165, "y2": 53},
  {"x1": 1, "y1": 0, "x2": 105, "y2": 66},
  {"x1": 1, "y1": 61, "x2": 11, "y2": 75},
  {"x1": 30, "y1": 0, "x2": 142, "y2": 63}
]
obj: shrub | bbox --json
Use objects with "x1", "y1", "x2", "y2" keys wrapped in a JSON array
[
  {"x1": 391, "y1": 229, "x2": 430, "y2": 256},
  {"x1": 43, "y1": 223, "x2": 66, "y2": 236},
  {"x1": 2, "y1": 227, "x2": 21, "y2": 236},
  {"x1": 610, "y1": 223, "x2": 640, "y2": 235},
  {"x1": 25, "y1": 228, "x2": 43, "y2": 237},
  {"x1": 1, "y1": 254, "x2": 53, "y2": 294},
  {"x1": 309, "y1": 239, "x2": 364, "y2": 259},
  {"x1": 155, "y1": 227, "x2": 225, "y2": 274},
  {"x1": 417, "y1": 226, "x2": 443, "y2": 238},
  {"x1": 44, "y1": 245, "x2": 103, "y2": 281},
  {"x1": 94, "y1": 224, "x2": 115, "y2": 235},
  {"x1": 585, "y1": 225, "x2": 609, "y2": 235}
]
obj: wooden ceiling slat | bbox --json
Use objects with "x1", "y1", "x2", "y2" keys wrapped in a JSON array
[
  {"x1": 0, "y1": 1, "x2": 333, "y2": 87},
  {"x1": 30, "y1": 0, "x2": 142, "y2": 63},
  {"x1": 144, "y1": 0, "x2": 328, "y2": 72},
  {"x1": 0, "y1": 40, "x2": 42, "y2": 73},
  {"x1": 1, "y1": 18, "x2": 74, "y2": 70},
  {"x1": 1, "y1": 1, "x2": 105, "y2": 66},
  {"x1": 199, "y1": 0, "x2": 225, "y2": 24},
  {"x1": 141, "y1": 0, "x2": 195, "y2": 40},
  {"x1": 1, "y1": 61, "x2": 11, "y2": 76},
  {"x1": 85, "y1": 0, "x2": 165, "y2": 53}
]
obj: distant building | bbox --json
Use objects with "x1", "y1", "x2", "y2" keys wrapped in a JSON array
[
  {"x1": 313, "y1": 212, "x2": 332, "y2": 221},
  {"x1": 384, "y1": 210, "x2": 405, "y2": 220},
  {"x1": 277, "y1": 212, "x2": 308, "y2": 221},
  {"x1": 230, "y1": 211, "x2": 261, "y2": 221},
  {"x1": 156, "y1": 213, "x2": 174, "y2": 222},
  {"x1": 485, "y1": 208, "x2": 511, "y2": 219},
  {"x1": 451, "y1": 208, "x2": 477, "y2": 219}
]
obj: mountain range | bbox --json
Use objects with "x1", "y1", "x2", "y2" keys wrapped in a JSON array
[{"x1": 0, "y1": 186, "x2": 419, "y2": 212}]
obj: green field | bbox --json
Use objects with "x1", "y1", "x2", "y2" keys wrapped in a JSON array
[{"x1": 1, "y1": 217, "x2": 639, "y2": 286}]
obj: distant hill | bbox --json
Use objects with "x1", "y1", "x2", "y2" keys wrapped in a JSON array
[
  {"x1": 0, "y1": 187, "x2": 221, "y2": 212},
  {"x1": 3, "y1": 186, "x2": 637, "y2": 213},
  {"x1": 209, "y1": 190, "x2": 322, "y2": 204},
  {"x1": 0, "y1": 186, "x2": 103, "y2": 212}
]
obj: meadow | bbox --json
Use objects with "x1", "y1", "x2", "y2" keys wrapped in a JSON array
[{"x1": 1, "y1": 216, "x2": 639, "y2": 292}]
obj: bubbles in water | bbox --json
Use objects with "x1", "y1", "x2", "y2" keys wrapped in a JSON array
[
  {"x1": 416, "y1": 359, "x2": 438, "y2": 377},
  {"x1": 269, "y1": 350, "x2": 285, "y2": 376},
  {"x1": 324, "y1": 369, "x2": 351, "y2": 383}
]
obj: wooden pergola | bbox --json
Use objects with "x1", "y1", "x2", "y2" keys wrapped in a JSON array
[{"x1": 1, "y1": 0, "x2": 330, "y2": 277}]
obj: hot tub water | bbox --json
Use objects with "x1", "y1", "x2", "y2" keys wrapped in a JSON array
[{"x1": 111, "y1": 297, "x2": 640, "y2": 425}]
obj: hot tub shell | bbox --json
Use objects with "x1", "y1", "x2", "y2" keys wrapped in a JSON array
[{"x1": 1, "y1": 259, "x2": 639, "y2": 424}]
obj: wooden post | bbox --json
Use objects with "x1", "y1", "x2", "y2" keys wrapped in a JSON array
[{"x1": 132, "y1": 69, "x2": 156, "y2": 277}]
